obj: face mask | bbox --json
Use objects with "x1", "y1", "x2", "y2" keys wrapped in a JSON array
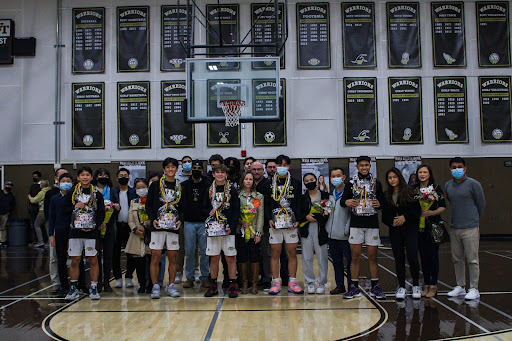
[
  {"x1": 305, "y1": 182, "x2": 317, "y2": 190},
  {"x1": 192, "y1": 170, "x2": 202, "y2": 179},
  {"x1": 136, "y1": 188, "x2": 148, "y2": 198},
  {"x1": 118, "y1": 177, "x2": 129, "y2": 185},
  {"x1": 451, "y1": 168, "x2": 465, "y2": 179},
  {"x1": 97, "y1": 178, "x2": 109, "y2": 185},
  {"x1": 276, "y1": 167, "x2": 288, "y2": 176},
  {"x1": 182, "y1": 163, "x2": 192, "y2": 172},
  {"x1": 33, "y1": 178, "x2": 39, "y2": 183},
  {"x1": 60, "y1": 182, "x2": 73, "y2": 191},
  {"x1": 331, "y1": 177, "x2": 344, "y2": 187},
  {"x1": 5, "y1": 187, "x2": 12, "y2": 192}
]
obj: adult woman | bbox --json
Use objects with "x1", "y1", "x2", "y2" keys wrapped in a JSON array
[
  {"x1": 416, "y1": 164, "x2": 446, "y2": 298},
  {"x1": 126, "y1": 178, "x2": 151, "y2": 293},
  {"x1": 382, "y1": 168, "x2": 421, "y2": 300},
  {"x1": 28, "y1": 179, "x2": 51, "y2": 248},
  {"x1": 300, "y1": 173, "x2": 330, "y2": 294},
  {"x1": 237, "y1": 172, "x2": 264, "y2": 294},
  {"x1": 318, "y1": 175, "x2": 329, "y2": 193}
]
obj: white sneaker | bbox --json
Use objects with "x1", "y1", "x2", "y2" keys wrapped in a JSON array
[
  {"x1": 125, "y1": 278, "x2": 134, "y2": 288},
  {"x1": 464, "y1": 288, "x2": 480, "y2": 300},
  {"x1": 175, "y1": 272, "x2": 183, "y2": 284},
  {"x1": 167, "y1": 283, "x2": 181, "y2": 297},
  {"x1": 307, "y1": 283, "x2": 316, "y2": 294},
  {"x1": 114, "y1": 278, "x2": 123, "y2": 288},
  {"x1": 316, "y1": 284, "x2": 325, "y2": 295},
  {"x1": 412, "y1": 286, "x2": 421, "y2": 299},
  {"x1": 447, "y1": 286, "x2": 466, "y2": 297},
  {"x1": 395, "y1": 287, "x2": 406, "y2": 300},
  {"x1": 151, "y1": 284, "x2": 160, "y2": 299}
]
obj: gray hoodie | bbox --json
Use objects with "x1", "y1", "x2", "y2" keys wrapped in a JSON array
[{"x1": 326, "y1": 193, "x2": 351, "y2": 240}]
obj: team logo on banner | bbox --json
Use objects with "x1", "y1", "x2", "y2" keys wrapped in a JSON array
[
  {"x1": 169, "y1": 59, "x2": 183, "y2": 68},
  {"x1": 445, "y1": 128, "x2": 458, "y2": 141},
  {"x1": 354, "y1": 130, "x2": 371, "y2": 141},
  {"x1": 489, "y1": 53, "x2": 500, "y2": 64},
  {"x1": 401, "y1": 53, "x2": 410, "y2": 65},
  {"x1": 83, "y1": 59, "x2": 94, "y2": 70},
  {"x1": 264, "y1": 131, "x2": 275, "y2": 143},
  {"x1": 83, "y1": 135, "x2": 94, "y2": 146},
  {"x1": 443, "y1": 53, "x2": 456, "y2": 64},
  {"x1": 351, "y1": 54, "x2": 368, "y2": 65},
  {"x1": 219, "y1": 132, "x2": 230, "y2": 144},
  {"x1": 129, "y1": 134, "x2": 140, "y2": 145},
  {"x1": 402, "y1": 128, "x2": 412, "y2": 141},
  {"x1": 128, "y1": 58, "x2": 138, "y2": 69},
  {"x1": 169, "y1": 134, "x2": 187, "y2": 145},
  {"x1": 308, "y1": 58, "x2": 320, "y2": 66},
  {"x1": 492, "y1": 128, "x2": 503, "y2": 140}
]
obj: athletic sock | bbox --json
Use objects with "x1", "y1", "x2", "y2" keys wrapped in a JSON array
[
  {"x1": 229, "y1": 279, "x2": 236, "y2": 285},
  {"x1": 70, "y1": 280, "x2": 78, "y2": 289},
  {"x1": 90, "y1": 281, "x2": 97, "y2": 288},
  {"x1": 371, "y1": 279, "x2": 379, "y2": 288},
  {"x1": 289, "y1": 277, "x2": 296, "y2": 283},
  {"x1": 352, "y1": 280, "x2": 359, "y2": 288}
]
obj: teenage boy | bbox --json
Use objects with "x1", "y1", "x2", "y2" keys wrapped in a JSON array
[
  {"x1": 203, "y1": 164, "x2": 240, "y2": 298},
  {"x1": 207, "y1": 154, "x2": 224, "y2": 182},
  {"x1": 340, "y1": 156, "x2": 385, "y2": 299},
  {"x1": 146, "y1": 158, "x2": 184, "y2": 299},
  {"x1": 445, "y1": 157, "x2": 486, "y2": 301},
  {"x1": 266, "y1": 155, "x2": 303, "y2": 295},
  {"x1": 63, "y1": 166, "x2": 105, "y2": 301}
]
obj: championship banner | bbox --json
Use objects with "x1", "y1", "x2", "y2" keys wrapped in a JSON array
[
  {"x1": 394, "y1": 156, "x2": 421, "y2": 184},
  {"x1": 207, "y1": 79, "x2": 241, "y2": 147},
  {"x1": 253, "y1": 79, "x2": 286, "y2": 146},
  {"x1": 117, "y1": 6, "x2": 150, "y2": 72},
  {"x1": 388, "y1": 77, "x2": 423, "y2": 144},
  {"x1": 434, "y1": 76, "x2": 468, "y2": 143},
  {"x1": 161, "y1": 5, "x2": 191, "y2": 72},
  {"x1": 476, "y1": 2, "x2": 511, "y2": 67},
  {"x1": 251, "y1": 3, "x2": 285, "y2": 69},
  {"x1": 431, "y1": 2, "x2": 466, "y2": 67},
  {"x1": 72, "y1": 8, "x2": 105, "y2": 73},
  {"x1": 161, "y1": 81, "x2": 195, "y2": 148},
  {"x1": 72, "y1": 83, "x2": 105, "y2": 149},
  {"x1": 344, "y1": 77, "x2": 378, "y2": 145},
  {"x1": 206, "y1": 4, "x2": 240, "y2": 71},
  {"x1": 117, "y1": 81, "x2": 151, "y2": 149},
  {"x1": 296, "y1": 3, "x2": 331, "y2": 69},
  {"x1": 342, "y1": 2, "x2": 376, "y2": 68},
  {"x1": 479, "y1": 76, "x2": 512, "y2": 142},
  {"x1": 386, "y1": 3, "x2": 421, "y2": 68}
]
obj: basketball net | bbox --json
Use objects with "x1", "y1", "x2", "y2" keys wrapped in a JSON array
[{"x1": 220, "y1": 100, "x2": 245, "y2": 127}]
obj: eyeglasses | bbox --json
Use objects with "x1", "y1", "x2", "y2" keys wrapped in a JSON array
[{"x1": 252, "y1": 168, "x2": 264, "y2": 171}]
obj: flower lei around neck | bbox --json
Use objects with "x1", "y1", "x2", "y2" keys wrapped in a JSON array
[
  {"x1": 209, "y1": 180, "x2": 231, "y2": 212},
  {"x1": 353, "y1": 173, "x2": 375, "y2": 207},
  {"x1": 159, "y1": 176, "x2": 181, "y2": 210},
  {"x1": 71, "y1": 183, "x2": 98, "y2": 212},
  {"x1": 272, "y1": 172, "x2": 290, "y2": 204}
]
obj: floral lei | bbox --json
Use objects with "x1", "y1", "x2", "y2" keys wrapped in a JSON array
[
  {"x1": 159, "y1": 176, "x2": 182, "y2": 210},
  {"x1": 209, "y1": 180, "x2": 231, "y2": 212},
  {"x1": 71, "y1": 183, "x2": 97, "y2": 212},
  {"x1": 271, "y1": 172, "x2": 290, "y2": 203},
  {"x1": 352, "y1": 173, "x2": 375, "y2": 207}
]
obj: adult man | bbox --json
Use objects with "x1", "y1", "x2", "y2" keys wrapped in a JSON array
[
  {"x1": 244, "y1": 157, "x2": 255, "y2": 173},
  {"x1": 266, "y1": 155, "x2": 303, "y2": 295},
  {"x1": 181, "y1": 160, "x2": 211, "y2": 289},
  {"x1": 265, "y1": 159, "x2": 277, "y2": 178},
  {"x1": 176, "y1": 155, "x2": 193, "y2": 183},
  {"x1": 207, "y1": 154, "x2": 224, "y2": 182},
  {"x1": 445, "y1": 157, "x2": 486, "y2": 300},
  {"x1": 0, "y1": 181, "x2": 16, "y2": 247},
  {"x1": 174, "y1": 156, "x2": 193, "y2": 283},
  {"x1": 340, "y1": 156, "x2": 385, "y2": 299},
  {"x1": 28, "y1": 171, "x2": 42, "y2": 232}
]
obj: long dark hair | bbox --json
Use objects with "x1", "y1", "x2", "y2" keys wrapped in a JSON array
[
  {"x1": 385, "y1": 167, "x2": 414, "y2": 206},
  {"x1": 415, "y1": 163, "x2": 435, "y2": 186},
  {"x1": 92, "y1": 168, "x2": 113, "y2": 188}
]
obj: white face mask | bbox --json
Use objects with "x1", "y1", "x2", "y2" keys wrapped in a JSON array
[{"x1": 136, "y1": 188, "x2": 148, "y2": 198}]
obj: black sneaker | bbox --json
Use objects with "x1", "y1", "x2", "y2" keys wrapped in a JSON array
[
  {"x1": 145, "y1": 285, "x2": 152, "y2": 294},
  {"x1": 137, "y1": 286, "x2": 145, "y2": 294},
  {"x1": 228, "y1": 283, "x2": 238, "y2": 298},
  {"x1": 262, "y1": 282, "x2": 271, "y2": 292},
  {"x1": 221, "y1": 280, "x2": 230, "y2": 289},
  {"x1": 204, "y1": 283, "x2": 219, "y2": 297}
]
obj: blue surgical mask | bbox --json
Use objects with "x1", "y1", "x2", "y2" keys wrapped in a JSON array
[
  {"x1": 331, "y1": 177, "x2": 344, "y2": 187},
  {"x1": 182, "y1": 163, "x2": 192, "y2": 172},
  {"x1": 60, "y1": 182, "x2": 73, "y2": 191},
  {"x1": 451, "y1": 168, "x2": 465, "y2": 179},
  {"x1": 276, "y1": 167, "x2": 288, "y2": 176}
]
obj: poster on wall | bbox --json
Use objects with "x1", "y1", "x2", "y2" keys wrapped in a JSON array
[
  {"x1": 388, "y1": 77, "x2": 423, "y2": 144},
  {"x1": 117, "y1": 81, "x2": 151, "y2": 149},
  {"x1": 161, "y1": 81, "x2": 195, "y2": 148},
  {"x1": 386, "y1": 3, "x2": 421, "y2": 68},
  {"x1": 253, "y1": 79, "x2": 286, "y2": 146},
  {"x1": 119, "y1": 161, "x2": 146, "y2": 187},
  {"x1": 349, "y1": 157, "x2": 377, "y2": 178},
  {"x1": 342, "y1": 2, "x2": 376, "y2": 68},
  {"x1": 117, "y1": 6, "x2": 150, "y2": 72},
  {"x1": 161, "y1": 5, "x2": 192, "y2": 72},
  {"x1": 434, "y1": 76, "x2": 468, "y2": 143},
  {"x1": 394, "y1": 156, "x2": 421, "y2": 184},
  {"x1": 476, "y1": 2, "x2": 511, "y2": 67},
  {"x1": 479, "y1": 76, "x2": 512, "y2": 142},
  {"x1": 207, "y1": 79, "x2": 241, "y2": 147},
  {"x1": 72, "y1": 8, "x2": 105, "y2": 74},
  {"x1": 344, "y1": 77, "x2": 378, "y2": 145},
  {"x1": 301, "y1": 159, "x2": 330, "y2": 193},
  {"x1": 251, "y1": 3, "x2": 285, "y2": 69},
  {"x1": 206, "y1": 4, "x2": 240, "y2": 71},
  {"x1": 431, "y1": 2, "x2": 466, "y2": 67},
  {"x1": 0, "y1": 19, "x2": 14, "y2": 64},
  {"x1": 296, "y1": 3, "x2": 331, "y2": 69},
  {"x1": 72, "y1": 82, "x2": 105, "y2": 149}
]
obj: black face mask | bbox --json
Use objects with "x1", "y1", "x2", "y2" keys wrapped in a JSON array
[
  {"x1": 305, "y1": 182, "x2": 317, "y2": 191},
  {"x1": 33, "y1": 178, "x2": 39, "y2": 183},
  {"x1": 97, "y1": 178, "x2": 109, "y2": 185},
  {"x1": 192, "y1": 170, "x2": 202, "y2": 179},
  {"x1": 5, "y1": 187, "x2": 12, "y2": 192},
  {"x1": 118, "y1": 178, "x2": 129, "y2": 185}
]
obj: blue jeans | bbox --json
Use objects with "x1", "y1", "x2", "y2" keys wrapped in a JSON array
[
  {"x1": 328, "y1": 239, "x2": 352, "y2": 287},
  {"x1": 184, "y1": 221, "x2": 209, "y2": 281}
]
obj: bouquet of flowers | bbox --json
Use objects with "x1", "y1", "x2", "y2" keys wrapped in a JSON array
[
  {"x1": 300, "y1": 200, "x2": 334, "y2": 227},
  {"x1": 240, "y1": 199, "x2": 260, "y2": 242},
  {"x1": 104, "y1": 200, "x2": 115, "y2": 223},
  {"x1": 414, "y1": 185, "x2": 443, "y2": 231}
]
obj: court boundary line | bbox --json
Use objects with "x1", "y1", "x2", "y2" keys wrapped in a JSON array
[
  {"x1": 204, "y1": 289, "x2": 226, "y2": 341},
  {"x1": 485, "y1": 251, "x2": 512, "y2": 261},
  {"x1": 58, "y1": 307, "x2": 378, "y2": 313},
  {"x1": 0, "y1": 273, "x2": 50, "y2": 296}
]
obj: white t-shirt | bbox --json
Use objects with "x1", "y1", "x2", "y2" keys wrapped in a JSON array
[{"x1": 118, "y1": 190, "x2": 129, "y2": 223}]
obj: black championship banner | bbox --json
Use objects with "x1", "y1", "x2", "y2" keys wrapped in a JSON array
[
  {"x1": 206, "y1": 4, "x2": 240, "y2": 71},
  {"x1": 161, "y1": 5, "x2": 191, "y2": 71},
  {"x1": 207, "y1": 79, "x2": 241, "y2": 147},
  {"x1": 434, "y1": 77, "x2": 468, "y2": 143},
  {"x1": 117, "y1": 6, "x2": 150, "y2": 72},
  {"x1": 388, "y1": 77, "x2": 423, "y2": 144},
  {"x1": 296, "y1": 3, "x2": 331, "y2": 69},
  {"x1": 72, "y1": 83, "x2": 105, "y2": 149},
  {"x1": 431, "y1": 2, "x2": 466, "y2": 67},
  {"x1": 162, "y1": 81, "x2": 194, "y2": 147},
  {"x1": 251, "y1": 3, "x2": 285, "y2": 69},
  {"x1": 117, "y1": 81, "x2": 151, "y2": 149},
  {"x1": 386, "y1": 3, "x2": 421, "y2": 68},
  {"x1": 344, "y1": 78, "x2": 378, "y2": 144},
  {"x1": 72, "y1": 8, "x2": 105, "y2": 73},
  {"x1": 477, "y1": 2, "x2": 511, "y2": 67},
  {"x1": 253, "y1": 79, "x2": 286, "y2": 146},
  {"x1": 479, "y1": 76, "x2": 512, "y2": 142},
  {"x1": 342, "y1": 3, "x2": 376, "y2": 68}
]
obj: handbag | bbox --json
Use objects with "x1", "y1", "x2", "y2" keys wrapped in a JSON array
[{"x1": 429, "y1": 220, "x2": 450, "y2": 244}]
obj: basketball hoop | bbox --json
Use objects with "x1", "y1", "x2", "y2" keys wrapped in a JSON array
[{"x1": 220, "y1": 100, "x2": 245, "y2": 127}]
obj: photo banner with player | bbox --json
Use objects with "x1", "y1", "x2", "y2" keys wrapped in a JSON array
[
  {"x1": 161, "y1": 81, "x2": 195, "y2": 148},
  {"x1": 388, "y1": 77, "x2": 423, "y2": 144},
  {"x1": 386, "y1": 3, "x2": 421, "y2": 68},
  {"x1": 476, "y1": 1, "x2": 511, "y2": 67},
  {"x1": 117, "y1": 81, "x2": 151, "y2": 149},
  {"x1": 344, "y1": 77, "x2": 378, "y2": 145},
  {"x1": 296, "y1": 2, "x2": 331, "y2": 69},
  {"x1": 342, "y1": 2, "x2": 376, "y2": 68},
  {"x1": 479, "y1": 76, "x2": 512, "y2": 142},
  {"x1": 117, "y1": 6, "x2": 150, "y2": 72},
  {"x1": 161, "y1": 5, "x2": 191, "y2": 71},
  {"x1": 434, "y1": 76, "x2": 468, "y2": 143},
  {"x1": 431, "y1": 2, "x2": 466, "y2": 67},
  {"x1": 72, "y1": 8, "x2": 105, "y2": 73},
  {"x1": 72, "y1": 82, "x2": 105, "y2": 149},
  {"x1": 253, "y1": 79, "x2": 286, "y2": 146}
]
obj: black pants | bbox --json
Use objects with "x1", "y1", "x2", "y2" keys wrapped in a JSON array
[
  {"x1": 113, "y1": 222, "x2": 129, "y2": 279},
  {"x1": 125, "y1": 255, "x2": 146, "y2": 284},
  {"x1": 389, "y1": 225, "x2": 420, "y2": 287},
  {"x1": 328, "y1": 238, "x2": 352, "y2": 287},
  {"x1": 418, "y1": 230, "x2": 440, "y2": 285},
  {"x1": 55, "y1": 230, "x2": 86, "y2": 290},
  {"x1": 236, "y1": 235, "x2": 261, "y2": 263},
  {"x1": 97, "y1": 222, "x2": 115, "y2": 287}
]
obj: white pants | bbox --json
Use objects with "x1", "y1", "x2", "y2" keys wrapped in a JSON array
[{"x1": 301, "y1": 222, "x2": 328, "y2": 285}]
